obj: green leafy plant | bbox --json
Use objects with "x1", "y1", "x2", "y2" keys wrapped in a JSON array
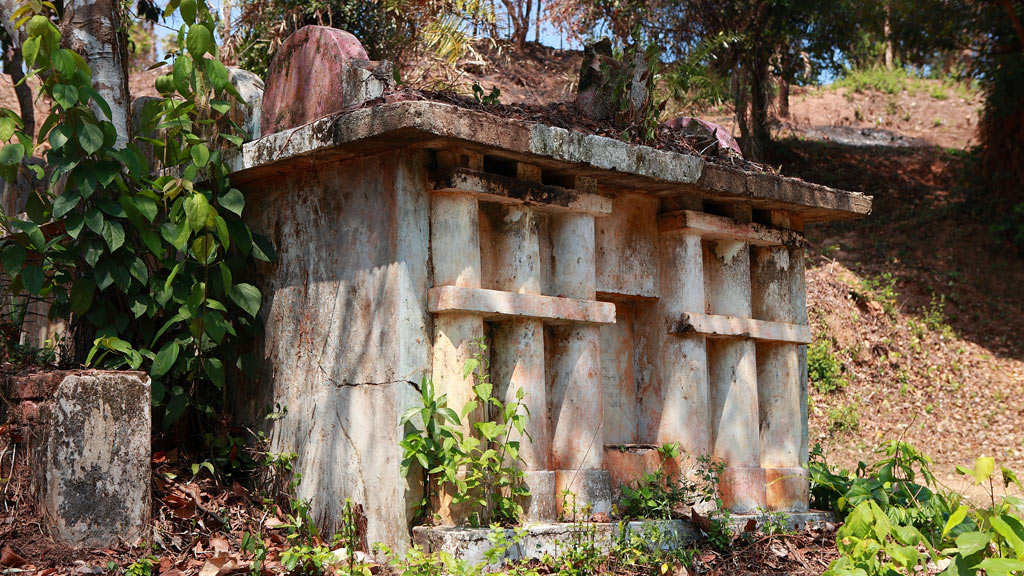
[
  {"x1": 612, "y1": 521, "x2": 697, "y2": 576},
  {"x1": 472, "y1": 83, "x2": 501, "y2": 105},
  {"x1": 619, "y1": 443, "x2": 718, "y2": 520},
  {"x1": 122, "y1": 556, "x2": 159, "y2": 576},
  {"x1": 0, "y1": 0, "x2": 273, "y2": 435},
  {"x1": 546, "y1": 494, "x2": 603, "y2": 576},
  {"x1": 813, "y1": 440, "x2": 1024, "y2": 576},
  {"x1": 809, "y1": 338, "x2": 847, "y2": 394},
  {"x1": 858, "y1": 272, "x2": 900, "y2": 318},
  {"x1": 399, "y1": 340, "x2": 530, "y2": 526},
  {"x1": 827, "y1": 403, "x2": 860, "y2": 433}
]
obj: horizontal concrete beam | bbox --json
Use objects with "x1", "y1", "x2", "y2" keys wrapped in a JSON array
[
  {"x1": 430, "y1": 168, "x2": 612, "y2": 216},
  {"x1": 429, "y1": 286, "x2": 616, "y2": 325},
  {"x1": 230, "y1": 101, "x2": 872, "y2": 222},
  {"x1": 657, "y1": 210, "x2": 805, "y2": 247},
  {"x1": 668, "y1": 312, "x2": 811, "y2": 344}
]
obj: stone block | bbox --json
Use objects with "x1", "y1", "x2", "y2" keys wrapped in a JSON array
[
  {"x1": 662, "y1": 116, "x2": 742, "y2": 158},
  {"x1": 765, "y1": 467, "x2": 809, "y2": 512},
  {"x1": 227, "y1": 67, "x2": 265, "y2": 141},
  {"x1": 36, "y1": 371, "x2": 151, "y2": 547},
  {"x1": 717, "y1": 466, "x2": 766, "y2": 514},
  {"x1": 262, "y1": 26, "x2": 396, "y2": 135},
  {"x1": 520, "y1": 470, "x2": 556, "y2": 522},
  {"x1": 554, "y1": 469, "x2": 612, "y2": 517}
]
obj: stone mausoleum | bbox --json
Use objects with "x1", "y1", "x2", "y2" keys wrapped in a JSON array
[{"x1": 216, "y1": 27, "x2": 872, "y2": 551}]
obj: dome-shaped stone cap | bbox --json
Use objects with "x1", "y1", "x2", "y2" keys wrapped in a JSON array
[{"x1": 260, "y1": 26, "x2": 369, "y2": 136}]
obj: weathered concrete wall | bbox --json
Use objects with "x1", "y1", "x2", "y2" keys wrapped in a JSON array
[{"x1": 240, "y1": 150, "x2": 431, "y2": 550}]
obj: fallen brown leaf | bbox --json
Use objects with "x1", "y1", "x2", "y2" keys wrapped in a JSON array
[{"x1": 0, "y1": 545, "x2": 26, "y2": 568}]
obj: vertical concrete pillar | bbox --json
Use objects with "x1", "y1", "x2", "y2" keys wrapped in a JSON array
[
  {"x1": 430, "y1": 190, "x2": 484, "y2": 524},
  {"x1": 658, "y1": 230, "x2": 711, "y2": 461},
  {"x1": 704, "y1": 234, "x2": 765, "y2": 513},
  {"x1": 549, "y1": 212, "x2": 611, "y2": 515},
  {"x1": 491, "y1": 203, "x2": 556, "y2": 521},
  {"x1": 752, "y1": 229, "x2": 809, "y2": 511}
]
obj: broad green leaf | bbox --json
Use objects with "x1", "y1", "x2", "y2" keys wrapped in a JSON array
[
  {"x1": 49, "y1": 124, "x2": 70, "y2": 150},
  {"x1": 51, "y1": 48, "x2": 76, "y2": 77},
  {"x1": 203, "y1": 358, "x2": 225, "y2": 390},
  {"x1": 85, "y1": 208, "x2": 104, "y2": 234},
  {"x1": 101, "y1": 220, "x2": 126, "y2": 252},
  {"x1": 219, "y1": 188, "x2": 244, "y2": 216},
  {"x1": 173, "y1": 52, "x2": 194, "y2": 95},
  {"x1": 140, "y1": 228, "x2": 163, "y2": 257},
  {"x1": 972, "y1": 457, "x2": 995, "y2": 485},
  {"x1": 204, "y1": 58, "x2": 229, "y2": 91},
  {"x1": 8, "y1": 219, "x2": 45, "y2": 251},
  {"x1": 186, "y1": 24, "x2": 214, "y2": 57},
  {"x1": 944, "y1": 505, "x2": 969, "y2": 538},
  {"x1": 21, "y1": 265, "x2": 44, "y2": 295},
  {"x1": 0, "y1": 142, "x2": 24, "y2": 165},
  {"x1": 21, "y1": 35, "x2": 39, "y2": 66},
  {"x1": 79, "y1": 123, "x2": 104, "y2": 155},
  {"x1": 70, "y1": 277, "x2": 95, "y2": 315},
  {"x1": 191, "y1": 233, "x2": 217, "y2": 264},
  {"x1": 129, "y1": 292, "x2": 149, "y2": 318},
  {"x1": 184, "y1": 193, "x2": 211, "y2": 232},
  {"x1": 991, "y1": 515, "x2": 1024, "y2": 558},
  {"x1": 977, "y1": 558, "x2": 1024, "y2": 576},
  {"x1": 151, "y1": 341, "x2": 180, "y2": 378},
  {"x1": 190, "y1": 143, "x2": 209, "y2": 167},
  {"x1": 229, "y1": 283, "x2": 261, "y2": 317},
  {"x1": 956, "y1": 531, "x2": 991, "y2": 557},
  {"x1": 65, "y1": 212, "x2": 85, "y2": 239},
  {"x1": 180, "y1": 0, "x2": 197, "y2": 23},
  {"x1": 52, "y1": 191, "x2": 81, "y2": 218},
  {"x1": 53, "y1": 84, "x2": 78, "y2": 109},
  {"x1": 1, "y1": 244, "x2": 26, "y2": 272}
]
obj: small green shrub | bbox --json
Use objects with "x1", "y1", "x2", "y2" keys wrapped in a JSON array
[
  {"x1": 613, "y1": 522, "x2": 697, "y2": 576},
  {"x1": 922, "y1": 293, "x2": 956, "y2": 338},
  {"x1": 620, "y1": 445, "x2": 720, "y2": 520},
  {"x1": 827, "y1": 404, "x2": 860, "y2": 433},
  {"x1": 813, "y1": 442, "x2": 1024, "y2": 576},
  {"x1": 399, "y1": 340, "x2": 530, "y2": 527},
  {"x1": 808, "y1": 339, "x2": 847, "y2": 394},
  {"x1": 859, "y1": 272, "x2": 900, "y2": 317}
]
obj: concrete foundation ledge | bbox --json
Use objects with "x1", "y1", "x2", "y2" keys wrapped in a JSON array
[{"x1": 411, "y1": 511, "x2": 833, "y2": 566}]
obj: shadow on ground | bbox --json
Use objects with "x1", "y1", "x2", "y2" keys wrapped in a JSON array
[{"x1": 770, "y1": 138, "x2": 1024, "y2": 361}]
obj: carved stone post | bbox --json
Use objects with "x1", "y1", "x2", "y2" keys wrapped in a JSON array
[
  {"x1": 704, "y1": 229, "x2": 765, "y2": 513},
  {"x1": 549, "y1": 211, "x2": 611, "y2": 516},
  {"x1": 752, "y1": 215, "x2": 809, "y2": 511}
]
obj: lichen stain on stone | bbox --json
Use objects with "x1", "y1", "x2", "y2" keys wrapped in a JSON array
[{"x1": 713, "y1": 239, "x2": 745, "y2": 264}]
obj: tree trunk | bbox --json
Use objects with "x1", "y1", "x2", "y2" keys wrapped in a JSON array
[
  {"x1": 535, "y1": 0, "x2": 541, "y2": 43},
  {"x1": 61, "y1": 0, "x2": 132, "y2": 146},
  {"x1": 4, "y1": 49, "x2": 34, "y2": 138},
  {"x1": 884, "y1": 1, "x2": 894, "y2": 69},
  {"x1": 745, "y1": 50, "x2": 771, "y2": 161},
  {"x1": 778, "y1": 76, "x2": 789, "y2": 119}
]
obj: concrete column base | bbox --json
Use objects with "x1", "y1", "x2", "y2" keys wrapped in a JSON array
[
  {"x1": 765, "y1": 467, "x2": 809, "y2": 512},
  {"x1": 520, "y1": 470, "x2": 557, "y2": 522},
  {"x1": 718, "y1": 466, "x2": 766, "y2": 514},
  {"x1": 554, "y1": 469, "x2": 612, "y2": 518}
]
